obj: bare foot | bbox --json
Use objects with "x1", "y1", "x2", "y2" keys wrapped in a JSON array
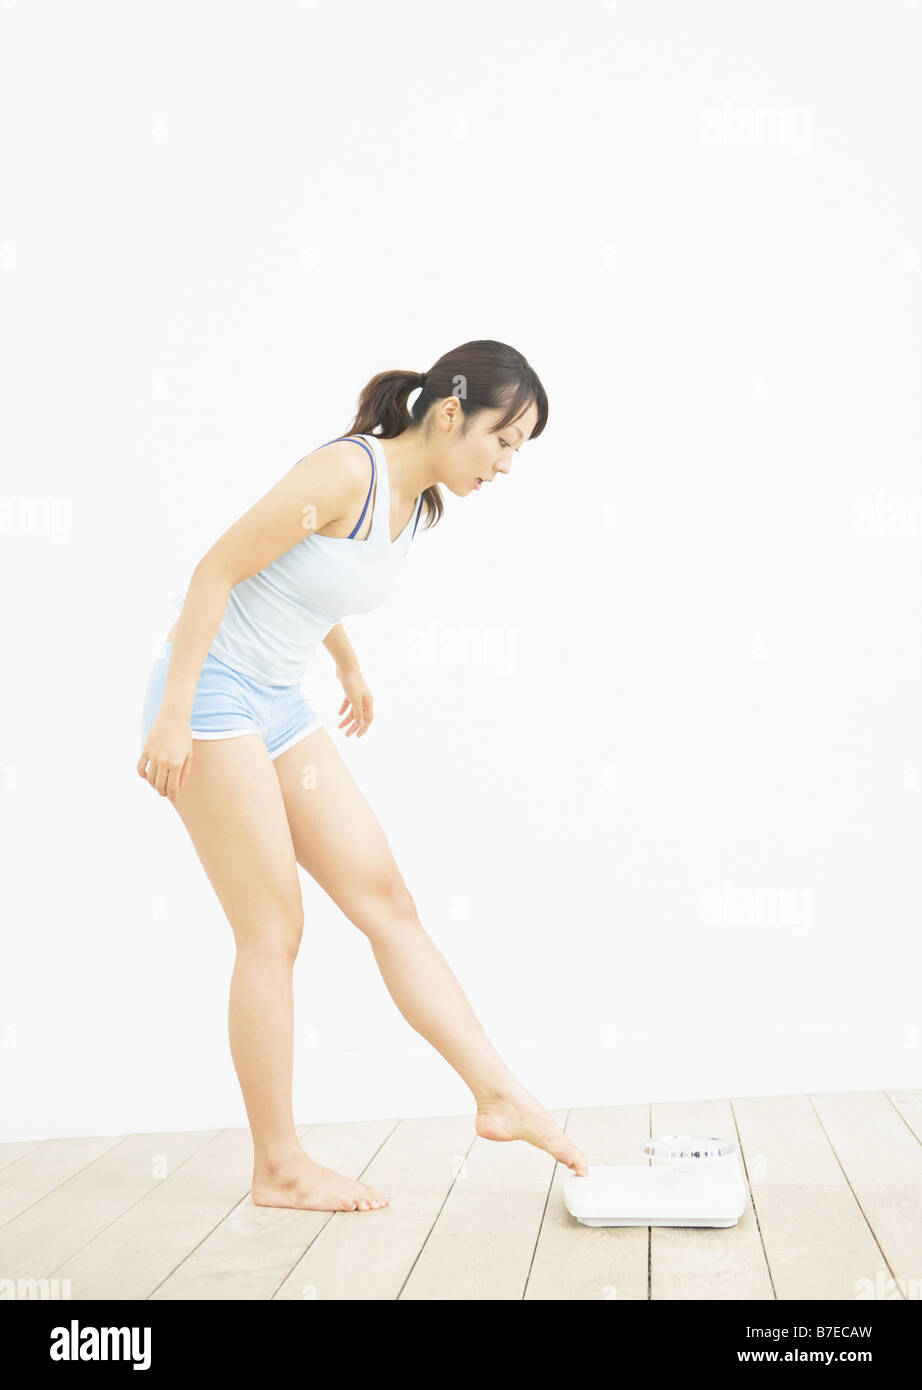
[
  {"x1": 475, "y1": 1087, "x2": 590, "y2": 1175},
  {"x1": 252, "y1": 1152, "x2": 389, "y2": 1212}
]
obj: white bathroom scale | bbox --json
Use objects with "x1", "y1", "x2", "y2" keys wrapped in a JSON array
[{"x1": 564, "y1": 1135, "x2": 747, "y2": 1228}]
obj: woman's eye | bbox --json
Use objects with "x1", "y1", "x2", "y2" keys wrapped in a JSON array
[{"x1": 500, "y1": 439, "x2": 510, "y2": 448}]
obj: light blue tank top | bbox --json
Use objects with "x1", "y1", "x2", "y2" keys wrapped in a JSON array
[{"x1": 171, "y1": 434, "x2": 423, "y2": 686}]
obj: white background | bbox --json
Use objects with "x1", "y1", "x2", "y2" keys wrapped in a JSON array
[{"x1": 1, "y1": 0, "x2": 919, "y2": 1143}]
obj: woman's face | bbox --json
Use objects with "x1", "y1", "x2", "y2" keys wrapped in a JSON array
[{"x1": 439, "y1": 399, "x2": 540, "y2": 497}]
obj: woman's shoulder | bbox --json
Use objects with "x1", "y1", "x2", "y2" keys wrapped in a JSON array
[
  {"x1": 293, "y1": 436, "x2": 375, "y2": 539},
  {"x1": 298, "y1": 434, "x2": 374, "y2": 479}
]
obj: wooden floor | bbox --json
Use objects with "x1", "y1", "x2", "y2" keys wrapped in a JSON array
[{"x1": 1, "y1": 1091, "x2": 919, "y2": 1300}]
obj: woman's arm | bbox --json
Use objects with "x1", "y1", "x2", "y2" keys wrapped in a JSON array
[
  {"x1": 158, "y1": 441, "x2": 369, "y2": 720},
  {"x1": 322, "y1": 622, "x2": 360, "y2": 679},
  {"x1": 158, "y1": 560, "x2": 235, "y2": 721}
]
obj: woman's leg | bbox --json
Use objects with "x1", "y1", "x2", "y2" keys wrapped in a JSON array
[
  {"x1": 169, "y1": 733, "x2": 389, "y2": 1211},
  {"x1": 273, "y1": 729, "x2": 589, "y2": 1176}
]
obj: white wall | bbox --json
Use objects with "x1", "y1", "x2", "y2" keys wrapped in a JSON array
[{"x1": 1, "y1": 0, "x2": 919, "y2": 1143}]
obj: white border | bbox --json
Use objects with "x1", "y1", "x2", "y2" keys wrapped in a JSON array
[
  {"x1": 268, "y1": 721, "x2": 326, "y2": 758},
  {"x1": 189, "y1": 728, "x2": 259, "y2": 741}
]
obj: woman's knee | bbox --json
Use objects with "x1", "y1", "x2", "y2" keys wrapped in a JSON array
[
  {"x1": 350, "y1": 863, "x2": 418, "y2": 937},
  {"x1": 231, "y1": 904, "x2": 305, "y2": 958}
]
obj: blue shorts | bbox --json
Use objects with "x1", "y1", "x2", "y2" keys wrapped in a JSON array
[{"x1": 140, "y1": 642, "x2": 325, "y2": 759}]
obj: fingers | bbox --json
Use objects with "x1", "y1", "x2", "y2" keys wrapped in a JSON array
[
  {"x1": 337, "y1": 690, "x2": 374, "y2": 738},
  {"x1": 340, "y1": 705, "x2": 373, "y2": 737},
  {"x1": 165, "y1": 764, "x2": 181, "y2": 803},
  {"x1": 338, "y1": 705, "x2": 371, "y2": 737},
  {"x1": 355, "y1": 695, "x2": 372, "y2": 735},
  {"x1": 148, "y1": 758, "x2": 183, "y2": 798},
  {"x1": 138, "y1": 746, "x2": 190, "y2": 799}
]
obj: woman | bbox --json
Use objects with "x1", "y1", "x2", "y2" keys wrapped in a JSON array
[{"x1": 137, "y1": 339, "x2": 590, "y2": 1213}]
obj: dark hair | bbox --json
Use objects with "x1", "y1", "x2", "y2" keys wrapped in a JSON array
[{"x1": 343, "y1": 339, "x2": 548, "y2": 531}]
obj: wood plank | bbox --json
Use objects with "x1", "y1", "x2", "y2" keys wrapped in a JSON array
[
  {"x1": 0, "y1": 1136, "x2": 125, "y2": 1229},
  {"x1": 525, "y1": 1104, "x2": 650, "y2": 1300},
  {"x1": 0, "y1": 1142, "x2": 42, "y2": 1175},
  {"x1": 650, "y1": 1098, "x2": 774, "y2": 1299},
  {"x1": 154, "y1": 1119, "x2": 396, "y2": 1300},
  {"x1": 55, "y1": 1130, "x2": 254, "y2": 1300},
  {"x1": 887, "y1": 1089, "x2": 922, "y2": 1145},
  {"x1": 0, "y1": 1130, "x2": 218, "y2": 1282},
  {"x1": 274, "y1": 1115, "x2": 474, "y2": 1301},
  {"x1": 398, "y1": 1109, "x2": 567, "y2": 1300},
  {"x1": 733, "y1": 1093, "x2": 900, "y2": 1300},
  {"x1": 811, "y1": 1090, "x2": 922, "y2": 1299}
]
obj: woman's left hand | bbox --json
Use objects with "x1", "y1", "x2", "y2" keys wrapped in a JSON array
[{"x1": 337, "y1": 669, "x2": 374, "y2": 738}]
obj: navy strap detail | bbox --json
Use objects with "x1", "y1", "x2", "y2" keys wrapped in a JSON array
[
  {"x1": 315, "y1": 436, "x2": 376, "y2": 539},
  {"x1": 411, "y1": 494, "x2": 422, "y2": 540}
]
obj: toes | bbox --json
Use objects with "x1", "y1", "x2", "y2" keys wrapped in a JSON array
[
  {"x1": 552, "y1": 1136, "x2": 588, "y2": 1173},
  {"x1": 330, "y1": 1185, "x2": 390, "y2": 1212},
  {"x1": 564, "y1": 1147, "x2": 589, "y2": 1176}
]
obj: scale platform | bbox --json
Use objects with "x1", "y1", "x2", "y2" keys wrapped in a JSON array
[{"x1": 564, "y1": 1134, "x2": 747, "y2": 1228}]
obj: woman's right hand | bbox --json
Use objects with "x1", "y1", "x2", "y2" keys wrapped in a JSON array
[{"x1": 137, "y1": 712, "x2": 193, "y2": 802}]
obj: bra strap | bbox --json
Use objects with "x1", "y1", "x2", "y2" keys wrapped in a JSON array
[{"x1": 315, "y1": 435, "x2": 376, "y2": 539}]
